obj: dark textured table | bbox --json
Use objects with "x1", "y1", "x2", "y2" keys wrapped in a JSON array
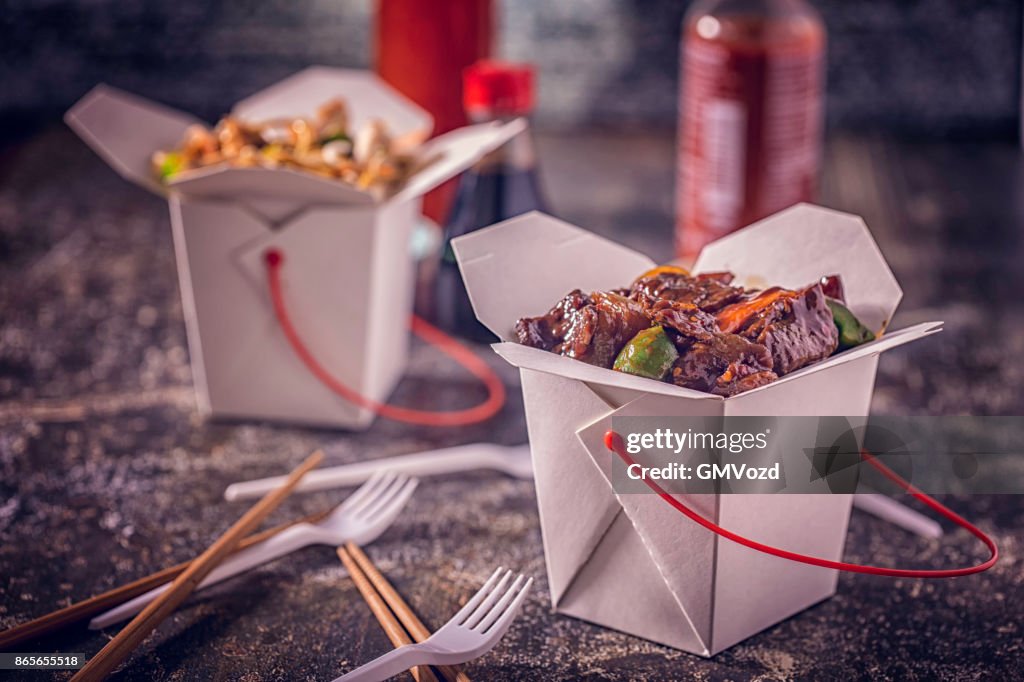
[{"x1": 1, "y1": 127, "x2": 1022, "y2": 680}]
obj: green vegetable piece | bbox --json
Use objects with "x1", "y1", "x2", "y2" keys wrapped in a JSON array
[
  {"x1": 613, "y1": 326, "x2": 679, "y2": 380},
  {"x1": 319, "y1": 132, "x2": 351, "y2": 145},
  {"x1": 827, "y1": 298, "x2": 876, "y2": 350},
  {"x1": 158, "y1": 152, "x2": 184, "y2": 180}
]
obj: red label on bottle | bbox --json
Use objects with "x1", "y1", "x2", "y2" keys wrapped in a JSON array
[{"x1": 677, "y1": 18, "x2": 824, "y2": 259}]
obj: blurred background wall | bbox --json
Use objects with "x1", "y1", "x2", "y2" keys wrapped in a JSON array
[{"x1": 1, "y1": 0, "x2": 1021, "y2": 140}]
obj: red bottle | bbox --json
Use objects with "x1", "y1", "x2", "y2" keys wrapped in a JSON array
[
  {"x1": 676, "y1": 0, "x2": 826, "y2": 259},
  {"x1": 374, "y1": 0, "x2": 493, "y2": 222}
]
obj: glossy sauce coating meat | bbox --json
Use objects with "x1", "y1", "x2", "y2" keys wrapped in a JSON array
[
  {"x1": 648, "y1": 300, "x2": 717, "y2": 342},
  {"x1": 515, "y1": 290, "x2": 653, "y2": 368},
  {"x1": 716, "y1": 283, "x2": 838, "y2": 374},
  {"x1": 651, "y1": 300, "x2": 778, "y2": 396},
  {"x1": 514, "y1": 289, "x2": 589, "y2": 352},
  {"x1": 561, "y1": 292, "x2": 653, "y2": 367},
  {"x1": 514, "y1": 269, "x2": 852, "y2": 397},
  {"x1": 630, "y1": 271, "x2": 744, "y2": 312},
  {"x1": 670, "y1": 335, "x2": 777, "y2": 396}
]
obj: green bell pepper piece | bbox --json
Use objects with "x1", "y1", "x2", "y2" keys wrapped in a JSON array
[
  {"x1": 157, "y1": 152, "x2": 185, "y2": 180},
  {"x1": 319, "y1": 132, "x2": 352, "y2": 146},
  {"x1": 827, "y1": 298, "x2": 876, "y2": 350},
  {"x1": 613, "y1": 326, "x2": 679, "y2": 380}
]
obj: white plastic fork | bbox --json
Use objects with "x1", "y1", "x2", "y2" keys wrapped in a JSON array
[
  {"x1": 223, "y1": 443, "x2": 533, "y2": 501},
  {"x1": 90, "y1": 471, "x2": 418, "y2": 630},
  {"x1": 333, "y1": 567, "x2": 532, "y2": 682}
]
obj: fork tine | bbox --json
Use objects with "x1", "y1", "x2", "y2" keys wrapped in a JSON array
[
  {"x1": 451, "y1": 567, "x2": 505, "y2": 623},
  {"x1": 474, "y1": 574, "x2": 527, "y2": 633},
  {"x1": 347, "y1": 471, "x2": 398, "y2": 516},
  {"x1": 462, "y1": 569, "x2": 513, "y2": 629},
  {"x1": 480, "y1": 576, "x2": 532, "y2": 637},
  {"x1": 338, "y1": 471, "x2": 391, "y2": 514},
  {"x1": 356, "y1": 474, "x2": 410, "y2": 520},
  {"x1": 362, "y1": 478, "x2": 418, "y2": 524}
]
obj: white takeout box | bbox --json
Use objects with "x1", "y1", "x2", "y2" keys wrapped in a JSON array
[
  {"x1": 65, "y1": 67, "x2": 523, "y2": 429},
  {"x1": 453, "y1": 205, "x2": 941, "y2": 655}
]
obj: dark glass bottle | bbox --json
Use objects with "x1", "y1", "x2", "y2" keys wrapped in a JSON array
[{"x1": 435, "y1": 61, "x2": 548, "y2": 342}]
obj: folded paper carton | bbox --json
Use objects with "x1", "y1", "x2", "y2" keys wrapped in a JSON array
[
  {"x1": 453, "y1": 205, "x2": 941, "y2": 655},
  {"x1": 66, "y1": 67, "x2": 523, "y2": 429}
]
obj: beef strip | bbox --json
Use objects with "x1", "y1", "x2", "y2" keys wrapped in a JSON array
[
  {"x1": 651, "y1": 299, "x2": 778, "y2": 396},
  {"x1": 819, "y1": 274, "x2": 845, "y2": 302},
  {"x1": 630, "y1": 271, "x2": 745, "y2": 312},
  {"x1": 515, "y1": 290, "x2": 652, "y2": 368},
  {"x1": 648, "y1": 299, "x2": 718, "y2": 344},
  {"x1": 669, "y1": 333, "x2": 777, "y2": 396},
  {"x1": 514, "y1": 289, "x2": 590, "y2": 352},
  {"x1": 514, "y1": 272, "x2": 837, "y2": 397},
  {"x1": 715, "y1": 283, "x2": 838, "y2": 375},
  {"x1": 560, "y1": 292, "x2": 653, "y2": 368}
]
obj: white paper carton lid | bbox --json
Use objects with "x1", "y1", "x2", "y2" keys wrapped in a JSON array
[
  {"x1": 454, "y1": 207, "x2": 937, "y2": 401},
  {"x1": 65, "y1": 85, "x2": 201, "y2": 194},
  {"x1": 392, "y1": 119, "x2": 527, "y2": 203},
  {"x1": 66, "y1": 68, "x2": 523, "y2": 205},
  {"x1": 694, "y1": 203, "x2": 902, "y2": 333},
  {"x1": 489, "y1": 320, "x2": 940, "y2": 403},
  {"x1": 232, "y1": 66, "x2": 432, "y2": 140},
  {"x1": 165, "y1": 165, "x2": 376, "y2": 205},
  {"x1": 66, "y1": 83, "x2": 371, "y2": 203},
  {"x1": 164, "y1": 119, "x2": 524, "y2": 204},
  {"x1": 194, "y1": 67, "x2": 429, "y2": 203},
  {"x1": 452, "y1": 211, "x2": 656, "y2": 340}
]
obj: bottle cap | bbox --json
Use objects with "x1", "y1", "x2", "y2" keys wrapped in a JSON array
[{"x1": 463, "y1": 61, "x2": 535, "y2": 116}]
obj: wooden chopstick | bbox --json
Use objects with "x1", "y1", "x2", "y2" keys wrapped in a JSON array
[
  {"x1": 344, "y1": 543, "x2": 470, "y2": 682},
  {"x1": 337, "y1": 547, "x2": 438, "y2": 682},
  {"x1": 71, "y1": 450, "x2": 323, "y2": 681},
  {"x1": 0, "y1": 507, "x2": 334, "y2": 650}
]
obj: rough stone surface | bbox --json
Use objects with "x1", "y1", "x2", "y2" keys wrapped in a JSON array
[{"x1": 0, "y1": 128, "x2": 1022, "y2": 680}]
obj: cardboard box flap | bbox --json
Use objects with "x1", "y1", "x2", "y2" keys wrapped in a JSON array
[
  {"x1": 556, "y1": 509, "x2": 711, "y2": 654},
  {"x1": 390, "y1": 119, "x2": 528, "y2": 202},
  {"x1": 67, "y1": 69, "x2": 518, "y2": 206},
  {"x1": 65, "y1": 84, "x2": 201, "y2": 194},
  {"x1": 494, "y1": 321, "x2": 940, "y2": 404},
  {"x1": 520, "y1": 371, "x2": 627, "y2": 607},
  {"x1": 167, "y1": 165, "x2": 375, "y2": 205},
  {"x1": 463, "y1": 208, "x2": 936, "y2": 404},
  {"x1": 494, "y1": 342, "x2": 721, "y2": 401},
  {"x1": 693, "y1": 203, "x2": 902, "y2": 334},
  {"x1": 166, "y1": 120, "x2": 524, "y2": 205},
  {"x1": 724, "y1": 320, "x2": 943, "y2": 399},
  {"x1": 453, "y1": 211, "x2": 656, "y2": 339},
  {"x1": 232, "y1": 66, "x2": 431, "y2": 140},
  {"x1": 574, "y1": 395, "x2": 720, "y2": 649}
]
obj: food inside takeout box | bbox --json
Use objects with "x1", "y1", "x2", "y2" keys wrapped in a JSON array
[
  {"x1": 453, "y1": 205, "x2": 942, "y2": 655},
  {"x1": 513, "y1": 264, "x2": 875, "y2": 397},
  {"x1": 152, "y1": 102, "x2": 418, "y2": 192},
  {"x1": 66, "y1": 66, "x2": 525, "y2": 204},
  {"x1": 151, "y1": 89, "x2": 428, "y2": 198},
  {"x1": 65, "y1": 67, "x2": 523, "y2": 429}
]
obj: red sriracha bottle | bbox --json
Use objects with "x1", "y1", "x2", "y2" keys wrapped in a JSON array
[{"x1": 676, "y1": 0, "x2": 826, "y2": 260}]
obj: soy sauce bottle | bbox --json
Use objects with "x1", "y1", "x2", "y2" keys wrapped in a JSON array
[{"x1": 435, "y1": 61, "x2": 548, "y2": 342}]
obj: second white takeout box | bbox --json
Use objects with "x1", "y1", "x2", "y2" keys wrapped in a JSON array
[
  {"x1": 453, "y1": 204, "x2": 941, "y2": 656},
  {"x1": 65, "y1": 66, "x2": 523, "y2": 429}
]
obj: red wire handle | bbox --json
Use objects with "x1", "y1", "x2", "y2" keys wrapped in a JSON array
[
  {"x1": 264, "y1": 249, "x2": 505, "y2": 427},
  {"x1": 604, "y1": 430, "x2": 998, "y2": 578}
]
